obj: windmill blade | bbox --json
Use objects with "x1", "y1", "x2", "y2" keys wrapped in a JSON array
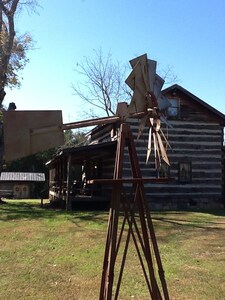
[
  {"x1": 126, "y1": 88, "x2": 148, "y2": 115},
  {"x1": 146, "y1": 126, "x2": 152, "y2": 164},
  {"x1": 153, "y1": 131, "x2": 161, "y2": 168},
  {"x1": 160, "y1": 114, "x2": 173, "y2": 128},
  {"x1": 155, "y1": 118, "x2": 161, "y2": 132},
  {"x1": 129, "y1": 54, "x2": 150, "y2": 92},
  {"x1": 129, "y1": 53, "x2": 148, "y2": 68},
  {"x1": 125, "y1": 61, "x2": 141, "y2": 91},
  {"x1": 153, "y1": 74, "x2": 164, "y2": 99},
  {"x1": 159, "y1": 128, "x2": 173, "y2": 151},
  {"x1": 126, "y1": 59, "x2": 149, "y2": 93},
  {"x1": 147, "y1": 59, "x2": 157, "y2": 91},
  {"x1": 156, "y1": 132, "x2": 170, "y2": 165},
  {"x1": 140, "y1": 61, "x2": 150, "y2": 93},
  {"x1": 137, "y1": 113, "x2": 149, "y2": 140},
  {"x1": 126, "y1": 54, "x2": 163, "y2": 116},
  {"x1": 153, "y1": 132, "x2": 157, "y2": 167}
]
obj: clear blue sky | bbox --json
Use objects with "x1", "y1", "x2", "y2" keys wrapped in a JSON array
[{"x1": 5, "y1": 0, "x2": 225, "y2": 123}]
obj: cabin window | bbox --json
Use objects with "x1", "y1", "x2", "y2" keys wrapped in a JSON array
[
  {"x1": 159, "y1": 162, "x2": 170, "y2": 178},
  {"x1": 167, "y1": 98, "x2": 180, "y2": 118},
  {"x1": 179, "y1": 162, "x2": 192, "y2": 183}
]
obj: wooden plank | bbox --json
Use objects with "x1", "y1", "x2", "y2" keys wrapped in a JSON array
[
  {"x1": 87, "y1": 177, "x2": 173, "y2": 184},
  {"x1": 62, "y1": 115, "x2": 120, "y2": 130}
]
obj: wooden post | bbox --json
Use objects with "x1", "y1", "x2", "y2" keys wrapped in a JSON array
[{"x1": 66, "y1": 154, "x2": 72, "y2": 211}]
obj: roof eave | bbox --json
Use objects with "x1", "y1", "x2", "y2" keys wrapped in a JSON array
[{"x1": 163, "y1": 84, "x2": 225, "y2": 125}]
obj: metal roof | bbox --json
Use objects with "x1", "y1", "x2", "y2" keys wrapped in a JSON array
[{"x1": 0, "y1": 172, "x2": 45, "y2": 182}]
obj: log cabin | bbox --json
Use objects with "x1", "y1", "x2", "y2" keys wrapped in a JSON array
[{"x1": 47, "y1": 84, "x2": 225, "y2": 209}]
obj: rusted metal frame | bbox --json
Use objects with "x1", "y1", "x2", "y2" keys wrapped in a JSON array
[
  {"x1": 99, "y1": 123, "x2": 126, "y2": 300},
  {"x1": 126, "y1": 185, "x2": 153, "y2": 293},
  {"x1": 99, "y1": 205, "x2": 114, "y2": 299},
  {"x1": 105, "y1": 125, "x2": 126, "y2": 299},
  {"x1": 114, "y1": 186, "x2": 151, "y2": 299},
  {"x1": 100, "y1": 122, "x2": 169, "y2": 299},
  {"x1": 114, "y1": 232, "x2": 131, "y2": 300},
  {"x1": 99, "y1": 185, "x2": 121, "y2": 300},
  {"x1": 130, "y1": 220, "x2": 153, "y2": 295},
  {"x1": 134, "y1": 182, "x2": 169, "y2": 300},
  {"x1": 126, "y1": 124, "x2": 163, "y2": 299},
  {"x1": 106, "y1": 186, "x2": 121, "y2": 300},
  {"x1": 119, "y1": 187, "x2": 153, "y2": 296},
  {"x1": 104, "y1": 189, "x2": 135, "y2": 299},
  {"x1": 100, "y1": 192, "x2": 132, "y2": 298},
  {"x1": 114, "y1": 197, "x2": 131, "y2": 300},
  {"x1": 99, "y1": 191, "x2": 118, "y2": 298},
  {"x1": 115, "y1": 208, "x2": 127, "y2": 256},
  {"x1": 119, "y1": 123, "x2": 162, "y2": 299},
  {"x1": 139, "y1": 187, "x2": 170, "y2": 300},
  {"x1": 135, "y1": 184, "x2": 162, "y2": 300}
]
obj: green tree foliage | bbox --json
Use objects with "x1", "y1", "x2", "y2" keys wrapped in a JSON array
[
  {"x1": 5, "y1": 148, "x2": 56, "y2": 174},
  {"x1": 4, "y1": 147, "x2": 55, "y2": 198},
  {"x1": 0, "y1": 0, "x2": 38, "y2": 105},
  {"x1": 62, "y1": 129, "x2": 87, "y2": 148},
  {"x1": 6, "y1": 33, "x2": 32, "y2": 89}
]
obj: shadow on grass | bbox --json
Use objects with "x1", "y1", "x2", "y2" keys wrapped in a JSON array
[
  {"x1": 0, "y1": 199, "x2": 109, "y2": 223},
  {"x1": 152, "y1": 209, "x2": 225, "y2": 217},
  {"x1": 152, "y1": 209, "x2": 225, "y2": 231},
  {"x1": 0, "y1": 200, "x2": 71, "y2": 221},
  {"x1": 1, "y1": 200, "x2": 225, "y2": 232}
]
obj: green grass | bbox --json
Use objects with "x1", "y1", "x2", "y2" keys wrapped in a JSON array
[{"x1": 0, "y1": 200, "x2": 225, "y2": 299}]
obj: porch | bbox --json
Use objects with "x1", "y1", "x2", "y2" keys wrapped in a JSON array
[{"x1": 46, "y1": 141, "x2": 117, "y2": 208}]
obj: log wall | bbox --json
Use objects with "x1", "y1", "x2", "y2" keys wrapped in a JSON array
[{"x1": 127, "y1": 118, "x2": 224, "y2": 209}]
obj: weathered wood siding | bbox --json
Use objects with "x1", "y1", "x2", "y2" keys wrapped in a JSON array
[
  {"x1": 87, "y1": 87, "x2": 225, "y2": 209},
  {"x1": 121, "y1": 89, "x2": 225, "y2": 209},
  {"x1": 126, "y1": 119, "x2": 224, "y2": 209}
]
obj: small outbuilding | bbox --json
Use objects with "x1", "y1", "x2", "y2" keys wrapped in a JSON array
[{"x1": 0, "y1": 172, "x2": 45, "y2": 199}]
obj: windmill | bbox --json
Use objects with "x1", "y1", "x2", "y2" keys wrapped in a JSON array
[
  {"x1": 2, "y1": 54, "x2": 171, "y2": 300},
  {"x1": 97, "y1": 54, "x2": 171, "y2": 300},
  {"x1": 125, "y1": 53, "x2": 171, "y2": 167}
]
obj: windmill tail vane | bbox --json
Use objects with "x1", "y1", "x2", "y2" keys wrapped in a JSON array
[{"x1": 125, "y1": 53, "x2": 172, "y2": 169}]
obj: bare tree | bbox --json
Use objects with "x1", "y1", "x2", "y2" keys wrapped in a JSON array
[
  {"x1": 72, "y1": 50, "x2": 178, "y2": 118},
  {"x1": 158, "y1": 64, "x2": 179, "y2": 86},
  {"x1": 72, "y1": 49, "x2": 130, "y2": 118},
  {"x1": 0, "y1": 0, "x2": 38, "y2": 105}
]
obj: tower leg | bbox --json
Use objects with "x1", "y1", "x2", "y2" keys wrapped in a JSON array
[{"x1": 99, "y1": 123, "x2": 170, "y2": 300}]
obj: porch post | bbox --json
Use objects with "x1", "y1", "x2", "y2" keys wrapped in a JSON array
[{"x1": 66, "y1": 154, "x2": 72, "y2": 211}]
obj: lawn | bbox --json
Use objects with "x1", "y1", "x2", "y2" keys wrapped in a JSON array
[{"x1": 0, "y1": 199, "x2": 225, "y2": 300}]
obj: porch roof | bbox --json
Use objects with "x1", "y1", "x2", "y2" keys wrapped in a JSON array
[{"x1": 46, "y1": 141, "x2": 117, "y2": 166}]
